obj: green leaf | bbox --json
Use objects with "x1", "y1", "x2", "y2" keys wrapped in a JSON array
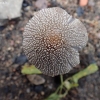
[
  {"x1": 71, "y1": 63, "x2": 98, "y2": 83},
  {"x1": 21, "y1": 64, "x2": 42, "y2": 75},
  {"x1": 45, "y1": 93, "x2": 60, "y2": 100},
  {"x1": 64, "y1": 63, "x2": 98, "y2": 90}
]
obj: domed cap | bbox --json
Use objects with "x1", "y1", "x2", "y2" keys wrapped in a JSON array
[{"x1": 23, "y1": 7, "x2": 88, "y2": 77}]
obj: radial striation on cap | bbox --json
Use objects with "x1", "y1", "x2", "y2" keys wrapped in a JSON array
[{"x1": 23, "y1": 7, "x2": 88, "y2": 76}]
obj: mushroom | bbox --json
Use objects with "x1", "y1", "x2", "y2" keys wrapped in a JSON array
[{"x1": 23, "y1": 7, "x2": 88, "y2": 77}]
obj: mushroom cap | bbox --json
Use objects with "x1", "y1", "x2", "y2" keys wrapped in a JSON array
[{"x1": 23, "y1": 7, "x2": 88, "y2": 77}]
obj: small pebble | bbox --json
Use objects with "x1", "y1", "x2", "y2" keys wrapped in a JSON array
[
  {"x1": 34, "y1": 85, "x2": 44, "y2": 93},
  {"x1": 9, "y1": 25, "x2": 14, "y2": 31},
  {"x1": 26, "y1": 88, "x2": 30, "y2": 93},
  {"x1": 7, "y1": 47, "x2": 14, "y2": 51},
  {"x1": 35, "y1": 0, "x2": 48, "y2": 9},
  {"x1": 47, "y1": 84, "x2": 53, "y2": 90},
  {"x1": 13, "y1": 76, "x2": 17, "y2": 80},
  {"x1": 24, "y1": 6, "x2": 31, "y2": 11},
  {"x1": 76, "y1": 6, "x2": 84, "y2": 16},
  {"x1": 22, "y1": 0, "x2": 30, "y2": 7},
  {"x1": 0, "y1": 26, "x2": 6, "y2": 31},
  {"x1": 0, "y1": 80, "x2": 4, "y2": 83},
  {"x1": 88, "y1": 0, "x2": 95, "y2": 6},
  {"x1": 41, "y1": 91, "x2": 45, "y2": 95},
  {"x1": 79, "y1": 0, "x2": 88, "y2": 6},
  {"x1": 12, "y1": 54, "x2": 28, "y2": 65},
  {"x1": 56, "y1": 0, "x2": 68, "y2": 7},
  {"x1": 5, "y1": 32, "x2": 11, "y2": 40},
  {"x1": 27, "y1": 74, "x2": 45, "y2": 85}
]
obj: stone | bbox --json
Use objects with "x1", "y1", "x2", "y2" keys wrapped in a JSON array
[
  {"x1": 12, "y1": 55, "x2": 28, "y2": 65},
  {"x1": 56, "y1": 0, "x2": 69, "y2": 7},
  {"x1": 26, "y1": 88, "x2": 30, "y2": 93},
  {"x1": 88, "y1": 0, "x2": 95, "y2": 6},
  {"x1": 76, "y1": 6, "x2": 84, "y2": 17},
  {"x1": 35, "y1": 0, "x2": 48, "y2": 9},
  {"x1": 27, "y1": 74, "x2": 45, "y2": 85},
  {"x1": 0, "y1": 0, "x2": 23, "y2": 26}
]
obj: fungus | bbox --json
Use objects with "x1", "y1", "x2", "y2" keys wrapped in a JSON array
[{"x1": 23, "y1": 7, "x2": 88, "y2": 77}]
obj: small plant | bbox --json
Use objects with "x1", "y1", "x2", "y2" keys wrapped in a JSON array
[{"x1": 22, "y1": 7, "x2": 98, "y2": 100}]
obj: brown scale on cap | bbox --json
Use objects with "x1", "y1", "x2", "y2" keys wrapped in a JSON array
[{"x1": 23, "y1": 7, "x2": 88, "y2": 77}]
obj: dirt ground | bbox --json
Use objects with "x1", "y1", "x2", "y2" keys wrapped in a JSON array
[{"x1": 0, "y1": 0, "x2": 100, "y2": 100}]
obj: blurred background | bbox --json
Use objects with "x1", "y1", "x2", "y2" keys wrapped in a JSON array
[{"x1": 0, "y1": 0, "x2": 100, "y2": 100}]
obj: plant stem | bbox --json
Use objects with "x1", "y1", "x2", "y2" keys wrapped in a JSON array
[
  {"x1": 60, "y1": 74, "x2": 63, "y2": 85},
  {"x1": 59, "y1": 75, "x2": 63, "y2": 93}
]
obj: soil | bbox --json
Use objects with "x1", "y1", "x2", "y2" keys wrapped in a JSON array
[{"x1": 0, "y1": 0, "x2": 100, "y2": 100}]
